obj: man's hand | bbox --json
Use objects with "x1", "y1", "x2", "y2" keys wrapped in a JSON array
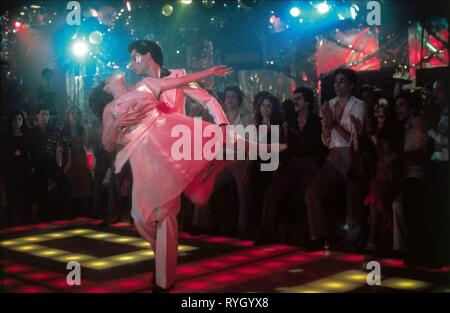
[
  {"x1": 320, "y1": 101, "x2": 335, "y2": 129},
  {"x1": 350, "y1": 114, "x2": 362, "y2": 134}
]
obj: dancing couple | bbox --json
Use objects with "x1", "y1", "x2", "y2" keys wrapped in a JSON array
[{"x1": 89, "y1": 40, "x2": 285, "y2": 292}]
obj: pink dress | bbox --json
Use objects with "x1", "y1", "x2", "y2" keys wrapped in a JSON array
[{"x1": 108, "y1": 81, "x2": 229, "y2": 222}]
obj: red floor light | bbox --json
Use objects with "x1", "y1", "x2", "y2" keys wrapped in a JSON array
[
  {"x1": 6, "y1": 225, "x2": 32, "y2": 233},
  {"x1": 334, "y1": 254, "x2": 365, "y2": 263},
  {"x1": 47, "y1": 278, "x2": 92, "y2": 290},
  {"x1": 35, "y1": 223, "x2": 50, "y2": 228},
  {"x1": 229, "y1": 240, "x2": 254, "y2": 247},
  {"x1": 23, "y1": 272, "x2": 59, "y2": 281},
  {"x1": 4, "y1": 264, "x2": 35, "y2": 274},
  {"x1": 176, "y1": 281, "x2": 209, "y2": 291},
  {"x1": 110, "y1": 223, "x2": 130, "y2": 228},
  {"x1": 286, "y1": 255, "x2": 309, "y2": 262},
  {"x1": 379, "y1": 259, "x2": 404, "y2": 268},
  {"x1": 210, "y1": 273, "x2": 238, "y2": 283},
  {"x1": 1, "y1": 278, "x2": 19, "y2": 287},
  {"x1": 177, "y1": 265, "x2": 201, "y2": 275},
  {"x1": 203, "y1": 236, "x2": 234, "y2": 243},
  {"x1": 118, "y1": 279, "x2": 146, "y2": 288}
]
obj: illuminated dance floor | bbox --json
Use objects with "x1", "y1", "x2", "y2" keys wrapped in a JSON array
[{"x1": 1, "y1": 218, "x2": 449, "y2": 293}]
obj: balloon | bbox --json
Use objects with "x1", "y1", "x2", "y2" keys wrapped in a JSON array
[
  {"x1": 162, "y1": 4, "x2": 173, "y2": 17},
  {"x1": 89, "y1": 31, "x2": 103, "y2": 45}
]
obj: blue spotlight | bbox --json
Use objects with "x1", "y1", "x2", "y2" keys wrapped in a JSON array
[
  {"x1": 290, "y1": 7, "x2": 301, "y2": 17},
  {"x1": 315, "y1": 2, "x2": 330, "y2": 14},
  {"x1": 72, "y1": 40, "x2": 89, "y2": 59}
]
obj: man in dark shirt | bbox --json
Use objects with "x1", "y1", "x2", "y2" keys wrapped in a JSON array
[
  {"x1": 254, "y1": 87, "x2": 326, "y2": 245},
  {"x1": 31, "y1": 105, "x2": 72, "y2": 221}
]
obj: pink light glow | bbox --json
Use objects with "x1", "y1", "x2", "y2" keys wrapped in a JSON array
[
  {"x1": 210, "y1": 274, "x2": 237, "y2": 283},
  {"x1": 203, "y1": 236, "x2": 233, "y2": 243},
  {"x1": 4, "y1": 265, "x2": 35, "y2": 274},
  {"x1": 23, "y1": 272, "x2": 58, "y2": 281},
  {"x1": 177, "y1": 266, "x2": 201, "y2": 275}
]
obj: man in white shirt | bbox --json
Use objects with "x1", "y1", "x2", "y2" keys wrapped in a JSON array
[{"x1": 304, "y1": 68, "x2": 367, "y2": 252}]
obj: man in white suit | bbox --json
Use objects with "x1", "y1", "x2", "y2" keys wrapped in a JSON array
[{"x1": 127, "y1": 40, "x2": 229, "y2": 292}]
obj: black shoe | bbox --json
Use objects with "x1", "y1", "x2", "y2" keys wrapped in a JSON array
[
  {"x1": 305, "y1": 238, "x2": 325, "y2": 252},
  {"x1": 152, "y1": 284, "x2": 174, "y2": 293}
]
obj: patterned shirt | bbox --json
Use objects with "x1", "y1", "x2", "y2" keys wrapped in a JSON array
[{"x1": 31, "y1": 125, "x2": 71, "y2": 166}]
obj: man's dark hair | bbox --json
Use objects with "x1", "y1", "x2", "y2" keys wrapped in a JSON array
[
  {"x1": 88, "y1": 81, "x2": 114, "y2": 120},
  {"x1": 224, "y1": 86, "x2": 244, "y2": 107},
  {"x1": 293, "y1": 87, "x2": 315, "y2": 112},
  {"x1": 128, "y1": 40, "x2": 164, "y2": 67},
  {"x1": 36, "y1": 104, "x2": 50, "y2": 115},
  {"x1": 128, "y1": 40, "x2": 172, "y2": 77},
  {"x1": 361, "y1": 84, "x2": 373, "y2": 94},
  {"x1": 41, "y1": 68, "x2": 53, "y2": 78},
  {"x1": 334, "y1": 68, "x2": 358, "y2": 93}
]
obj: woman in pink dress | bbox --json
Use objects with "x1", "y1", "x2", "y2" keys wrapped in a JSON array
[{"x1": 92, "y1": 65, "x2": 286, "y2": 224}]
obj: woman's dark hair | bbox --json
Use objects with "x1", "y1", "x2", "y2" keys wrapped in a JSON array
[
  {"x1": 255, "y1": 94, "x2": 284, "y2": 126},
  {"x1": 224, "y1": 86, "x2": 244, "y2": 107},
  {"x1": 394, "y1": 91, "x2": 422, "y2": 116},
  {"x1": 334, "y1": 68, "x2": 358, "y2": 93},
  {"x1": 293, "y1": 87, "x2": 315, "y2": 112},
  {"x1": 7, "y1": 110, "x2": 28, "y2": 135},
  {"x1": 252, "y1": 91, "x2": 272, "y2": 113},
  {"x1": 62, "y1": 106, "x2": 84, "y2": 138},
  {"x1": 89, "y1": 81, "x2": 114, "y2": 120}
]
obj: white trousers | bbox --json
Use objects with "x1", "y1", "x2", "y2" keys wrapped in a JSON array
[{"x1": 132, "y1": 195, "x2": 180, "y2": 289}]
